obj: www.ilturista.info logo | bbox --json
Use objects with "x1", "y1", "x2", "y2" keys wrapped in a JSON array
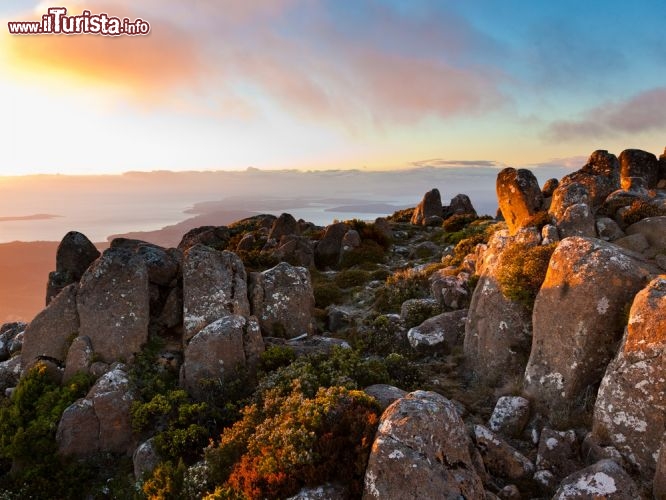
[{"x1": 7, "y1": 7, "x2": 150, "y2": 36}]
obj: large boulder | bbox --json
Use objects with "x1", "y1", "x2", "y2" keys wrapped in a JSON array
[
  {"x1": 524, "y1": 237, "x2": 657, "y2": 425},
  {"x1": 443, "y1": 193, "x2": 477, "y2": 218},
  {"x1": 549, "y1": 182, "x2": 590, "y2": 221},
  {"x1": 110, "y1": 239, "x2": 180, "y2": 287},
  {"x1": 464, "y1": 230, "x2": 534, "y2": 385},
  {"x1": 496, "y1": 168, "x2": 543, "y2": 234},
  {"x1": 362, "y1": 391, "x2": 485, "y2": 499},
  {"x1": 180, "y1": 315, "x2": 263, "y2": 400},
  {"x1": 592, "y1": 277, "x2": 666, "y2": 484},
  {"x1": 78, "y1": 248, "x2": 150, "y2": 363},
  {"x1": 182, "y1": 245, "x2": 250, "y2": 344},
  {"x1": 46, "y1": 231, "x2": 100, "y2": 304},
  {"x1": 273, "y1": 235, "x2": 315, "y2": 268},
  {"x1": 557, "y1": 203, "x2": 596, "y2": 239},
  {"x1": 21, "y1": 284, "x2": 79, "y2": 370},
  {"x1": 177, "y1": 225, "x2": 231, "y2": 252},
  {"x1": 619, "y1": 149, "x2": 660, "y2": 189},
  {"x1": 552, "y1": 459, "x2": 639, "y2": 500},
  {"x1": 314, "y1": 222, "x2": 349, "y2": 268},
  {"x1": 410, "y1": 188, "x2": 443, "y2": 226},
  {"x1": 57, "y1": 365, "x2": 136, "y2": 456},
  {"x1": 249, "y1": 262, "x2": 315, "y2": 338}
]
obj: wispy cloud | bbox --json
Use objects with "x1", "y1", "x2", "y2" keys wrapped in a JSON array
[{"x1": 545, "y1": 87, "x2": 666, "y2": 141}]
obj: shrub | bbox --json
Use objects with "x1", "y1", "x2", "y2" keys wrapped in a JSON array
[
  {"x1": 334, "y1": 269, "x2": 371, "y2": 289},
  {"x1": 206, "y1": 385, "x2": 380, "y2": 499},
  {"x1": 442, "y1": 213, "x2": 478, "y2": 232},
  {"x1": 339, "y1": 240, "x2": 385, "y2": 269},
  {"x1": 496, "y1": 242, "x2": 557, "y2": 309},
  {"x1": 313, "y1": 282, "x2": 343, "y2": 308},
  {"x1": 259, "y1": 346, "x2": 297, "y2": 373},
  {"x1": 346, "y1": 219, "x2": 392, "y2": 250},
  {"x1": 523, "y1": 211, "x2": 554, "y2": 230},
  {"x1": 387, "y1": 207, "x2": 414, "y2": 223},
  {"x1": 0, "y1": 363, "x2": 95, "y2": 498},
  {"x1": 373, "y1": 267, "x2": 431, "y2": 313}
]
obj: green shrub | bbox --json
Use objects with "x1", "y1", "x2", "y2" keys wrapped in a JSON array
[
  {"x1": 313, "y1": 282, "x2": 343, "y2": 308},
  {"x1": 339, "y1": 240, "x2": 385, "y2": 269},
  {"x1": 334, "y1": 269, "x2": 371, "y2": 289},
  {"x1": 387, "y1": 207, "x2": 414, "y2": 223},
  {"x1": 496, "y1": 242, "x2": 557, "y2": 309},
  {"x1": 373, "y1": 268, "x2": 431, "y2": 313},
  {"x1": 0, "y1": 363, "x2": 95, "y2": 498},
  {"x1": 259, "y1": 346, "x2": 297, "y2": 373},
  {"x1": 206, "y1": 384, "x2": 380, "y2": 499}
]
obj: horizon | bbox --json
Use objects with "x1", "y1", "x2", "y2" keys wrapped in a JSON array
[{"x1": 1, "y1": 1, "x2": 665, "y2": 175}]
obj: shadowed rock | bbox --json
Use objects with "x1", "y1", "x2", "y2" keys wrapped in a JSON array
[
  {"x1": 47, "y1": 231, "x2": 100, "y2": 304},
  {"x1": 619, "y1": 149, "x2": 659, "y2": 189},
  {"x1": 411, "y1": 188, "x2": 443, "y2": 226}
]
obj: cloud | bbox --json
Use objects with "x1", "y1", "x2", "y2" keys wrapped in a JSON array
[
  {"x1": 545, "y1": 87, "x2": 666, "y2": 141},
  {"x1": 411, "y1": 159, "x2": 503, "y2": 168}
]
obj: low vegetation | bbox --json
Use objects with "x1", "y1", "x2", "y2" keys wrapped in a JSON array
[{"x1": 496, "y1": 242, "x2": 557, "y2": 309}]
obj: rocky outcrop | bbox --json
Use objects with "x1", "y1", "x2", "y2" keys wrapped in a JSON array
[
  {"x1": 78, "y1": 248, "x2": 150, "y2": 363},
  {"x1": 182, "y1": 245, "x2": 249, "y2": 344},
  {"x1": 249, "y1": 262, "x2": 315, "y2": 338},
  {"x1": 180, "y1": 315, "x2": 264, "y2": 400},
  {"x1": 592, "y1": 277, "x2": 666, "y2": 484},
  {"x1": 57, "y1": 365, "x2": 136, "y2": 456},
  {"x1": 524, "y1": 237, "x2": 657, "y2": 425},
  {"x1": 410, "y1": 188, "x2": 443, "y2": 226},
  {"x1": 46, "y1": 231, "x2": 100, "y2": 304},
  {"x1": 273, "y1": 235, "x2": 315, "y2": 268},
  {"x1": 549, "y1": 182, "x2": 590, "y2": 221},
  {"x1": 552, "y1": 459, "x2": 639, "y2": 499},
  {"x1": 557, "y1": 203, "x2": 596, "y2": 239},
  {"x1": 177, "y1": 225, "x2": 231, "y2": 252},
  {"x1": 443, "y1": 193, "x2": 477, "y2": 218},
  {"x1": 464, "y1": 229, "x2": 534, "y2": 385},
  {"x1": 20, "y1": 284, "x2": 79, "y2": 370},
  {"x1": 496, "y1": 168, "x2": 543, "y2": 234},
  {"x1": 314, "y1": 222, "x2": 349, "y2": 268},
  {"x1": 363, "y1": 391, "x2": 484, "y2": 499},
  {"x1": 556, "y1": 150, "x2": 620, "y2": 213}
]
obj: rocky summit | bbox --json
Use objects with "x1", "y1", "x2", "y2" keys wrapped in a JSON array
[{"x1": 1, "y1": 148, "x2": 666, "y2": 499}]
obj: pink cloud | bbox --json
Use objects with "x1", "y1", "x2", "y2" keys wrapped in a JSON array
[{"x1": 546, "y1": 87, "x2": 666, "y2": 141}]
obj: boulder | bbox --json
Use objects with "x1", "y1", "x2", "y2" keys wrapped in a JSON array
[
  {"x1": 182, "y1": 245, "x2": 249, "y2": 344},
  {"x1": 524, "y1": 237, "x2": 657, "y2": 426},
  {"x1": 177, "y1": 225, "x2": 231, "y2": 252},
  {"x1": 430, "y1": 273, "x2": 470, "y2": 309},
  {"x1": 180, "y1": 315, "x2": 263, "y2": 400},
  {"x1": 592, "y1": 277, "x2": 666, "y2": 482},
  {"x1": 249, "y1": 262, "x2": 315, "y2": 338},
  {"x1": 341, "y1": 229, "x2": 361, "y2": 249},
  {"x1": 444, "y1": 193, "x2": 477, "y2": 218},
  {"x1": 535, "y1": 429, "x2": 580, "y2": 487},
  {"x1": 363, "y1": 384, "x2": 407, "y2": 411},
  {"x1": 63, "y1": 335, "x2": 93, "y2": 382},
  {"x1": 0, "y1": 322, "x2": 27, "y2": 362},
  {"x1": 314, "y1": 222, "x2": 349, "y2": 268},
  {"x1": 21, "y1": 284, "x2": 79, "y2": 370},
  {"x1": 274, "y1": 236, "x2": 315, "y2": 268},
  {"x1": 488, "y1": 396, "x2": 530, "y2": 438},
  {"x1": 473, "y1": 425, "x2": 534, "y2": 481},
  {"x1": 619, "y1": 149, "x2": 660, "y2": 189},
  {"x1": 268, "y1": 213, "x2": 300, "y2": 241},
  {"x1": 46, "y1": 231, "x2": 100, "y2": 304},
  {"x1": 542, "y1": 178, "x2": 560, "y2": 198},
  {"x1": 557, "y1": 203, "x2": 596, "y2": 239},
  {"x1": 110, "y1": 239, "x2": 180, "y2": 287},
  {"x1": 596, "y1": 217, "x2": 625, "y2": 242},
  {"x1": 133, "y1": 438, "x2": 161, "y2": 479},
  {"x1": 557, "y1": 150, "x2": 620, "y2": 211},
  {"x1": 78, "y1": 248, "x2": 150, "y2": 363},
  {"x1": 407, "y1": 309, "x2": 467, "y2": 354},
  {"x1": 362, "y1": 391, "x2": 484, "y2": 499},
  {"x1": 410, "y1": 188, "x2": 443, "y2": 226},
  {"x1": 496, "y1": 168, "x2": 543, "y2": 234},
  {"x1": 464, "y1": 230, "x2": 534, "y2": 385},
  {"x1": 625, "y1": 216, "x2": 666, "y2": 254},
  {"x1": 549, "y1": 182, "x2": 590, "y2": 221},
  {"x1": 541, "y1": 224, "x2": 560, "y2": 245},
  {"x1": 0, "y1": 357, "x2": 21, "y2": 393},
  {"x1": 552, "y1": 459, "x2": 639, "y2": 499},
  {"x1": 614, "y1": 233, "x2": 649, "y2": 254},
  {"x1": 57, "y1": 365, "x2": 136, "y2": 456}
]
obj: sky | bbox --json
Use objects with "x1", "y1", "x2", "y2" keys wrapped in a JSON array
[{"x1": 1, "y1": 0, "x2": 665, "y2": 175}]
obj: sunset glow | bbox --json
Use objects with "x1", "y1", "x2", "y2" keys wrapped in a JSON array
[{"x1": 1, "y1": 0, "x2": 665, "y2": 175}]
